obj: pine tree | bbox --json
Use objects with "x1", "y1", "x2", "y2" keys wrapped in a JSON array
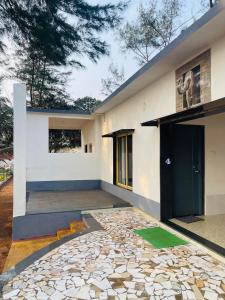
[
  {"x1": 12, "y1": 47, "x2": 72, "y2": 108},
  {"x1": 0, "y1": 0, "x2": 126, "y2": 66},
  {"x1": 72, "y1": 97, "x2": 101, "y2": 113},
  {"x1": 0, "y1": 95, "x2": 13, "y2": 159}
]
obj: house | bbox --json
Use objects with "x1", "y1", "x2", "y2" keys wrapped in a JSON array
[{"x1": 13, "y1": 0, "x2": 225, "y2": 255}]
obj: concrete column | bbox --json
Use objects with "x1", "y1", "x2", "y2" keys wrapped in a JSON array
[
  {"x1": 94, "y1": 116, "x2": 102, "y2": 179},
  {"x1": 13, "y1": 83, "x2": 26, "y2": 217}
]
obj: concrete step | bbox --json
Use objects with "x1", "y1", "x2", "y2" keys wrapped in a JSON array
[
  {"x1": 57, "y1": 220, "x2": 85, "y2": 240},
  {"x1": 57, "y1": 228, "x2": 75, "y2": 240},
  {"x1": 70, "y1": 220, "x2": 85, "y2": 231}
]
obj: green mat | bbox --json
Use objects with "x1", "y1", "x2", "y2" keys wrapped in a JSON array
[{"x1": 134, "y1": 227, "x2": 188, "y2": 249}]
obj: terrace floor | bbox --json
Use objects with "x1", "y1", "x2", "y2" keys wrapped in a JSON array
[
  {"x1": 2, "y1": 208, "x2": 225, "y2": 300},
  {"x1": 27, "y1": 190, "x2": 131, "y2": 214}
]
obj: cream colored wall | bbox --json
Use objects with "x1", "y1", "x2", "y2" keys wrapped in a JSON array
[
  {"x1": 13, "y1": 84, "x2": 27, "y2": 217},
  {"x1": 26, "y1": 113, "x2": 101, "y2": 182},
  {"x1": 182, "y1": 113, "x2": 225, "y2": 216},
  {"x1": 82, "y1": 120, "x2": 95, "y2": 152},
  {"x1": 100, "y1": 34, "x2": 225, "y2": 208},
  {"x1": 211, "y1": 34, "x2": 225, "y2": 100},
  {"x1": 205, "y1": 115, "x2": 225, "y2": 215},
  {"x1": 101, "y1": 71, "x2": 176, "y2": 203}
]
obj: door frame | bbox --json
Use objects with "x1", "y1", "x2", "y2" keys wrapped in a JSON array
[{"x1": 160, "y1": 123, "x2": 205, "y2": 221}]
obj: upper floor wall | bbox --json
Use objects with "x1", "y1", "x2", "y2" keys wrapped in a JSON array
[
  {"x1": 211, "y1": 33, "x2": 225, "y2": 100},
  {"x1": 26, "y1": 112, "x2": 101, "y2": 182},
  {"x1": 102, "y1": 32, "x2": 225, "y2": 128}
]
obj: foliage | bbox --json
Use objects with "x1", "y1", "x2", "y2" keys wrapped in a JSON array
[
  {"x1": 0, "y1": 168, "x2": 12, "y2": 182},
  {"x1": 119, "y1": 0, "x2": 182, "y2": 65},
  {"x1": 0, "y1": 0, "x2": 126, "y2": 67},
  {"x1": 0, "y1": 95, "x2": 13, "y2": 161},
  {"x1": 11, "y1": 46, "x2": 72, "y2": 108},
  {"x1": 49, "y1": 129, "x2": 81, "y2": 153},
  {"x1": 101, "y1": 63, "x2": 125, "y2": 96},
  {"x1": 72, "y1": 97, "x2": 102, "y2": 113}
]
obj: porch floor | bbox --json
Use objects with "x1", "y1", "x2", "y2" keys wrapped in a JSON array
[
  {"x1": 171, "y1": 214, "x2": 225, "y2": 248},
  {"x1": 26, "y1": 189, "x2": 131, "y2": 214}
]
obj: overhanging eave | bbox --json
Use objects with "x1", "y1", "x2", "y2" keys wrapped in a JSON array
[
  {"x1": 102, "y1": 129, "x2": 135, "y2": 138},
  {"x1": 141, "y1": 97, "x2": 225, "y2": 126}
]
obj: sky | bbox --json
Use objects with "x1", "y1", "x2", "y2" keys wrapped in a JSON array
[
  {"x1": 65, "y1": 0, "x2": 206, "y2": 101},
  {"x1": 1, "y1": 0, "x2": 207, "y2": 102}
]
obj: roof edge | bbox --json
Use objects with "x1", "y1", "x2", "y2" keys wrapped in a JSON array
[
  {"x1": 94, "y1": 0, "x2": 225, "y2": 113},
  {"x1": 26, "y1": 107, "x2": 91, "y2": 115}
]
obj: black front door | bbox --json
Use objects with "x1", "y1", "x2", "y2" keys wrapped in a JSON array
[{"x1": 172, "y1": 125, "x2": 204, "y2": 217}]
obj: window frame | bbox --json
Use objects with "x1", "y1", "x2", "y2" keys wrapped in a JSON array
[{"x1": 116, "y1": 133, "x2": 133, "y2": 191}]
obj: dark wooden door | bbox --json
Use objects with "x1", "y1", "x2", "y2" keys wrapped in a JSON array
[{"x1": 172, "y1": 125, "x2": 204, "y2": 217}]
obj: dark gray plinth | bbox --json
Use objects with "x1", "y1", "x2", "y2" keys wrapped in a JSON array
[{"x1": 13, "y1": 211, "x2": 81, "y2": 240}]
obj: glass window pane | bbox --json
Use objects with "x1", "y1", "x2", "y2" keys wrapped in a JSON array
[
  {"x1": 127, "y1": 135, "x2": 133, "y2": 187},
  {"x1": 117, "y1": 136, "x2": 126, "y2": 185}
]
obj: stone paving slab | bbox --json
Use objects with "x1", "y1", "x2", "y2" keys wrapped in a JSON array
[{"x1": 2, "y1": 208, "x2": 225, "y2": 300}]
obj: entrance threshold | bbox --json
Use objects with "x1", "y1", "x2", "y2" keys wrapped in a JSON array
[
  {"x1": 163, "y1": 219, "x2": 225, "y2": 257},
  {"x1": 142, "y1": 97, "x2": 225, "y2": 258}
]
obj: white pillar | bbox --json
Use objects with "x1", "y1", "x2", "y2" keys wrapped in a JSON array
[{"x1": 13, "y1": 83, "x2": 26, "y2": 217}]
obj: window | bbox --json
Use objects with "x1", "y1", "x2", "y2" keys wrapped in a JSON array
[
  {"x1": 49, "y1": 129, "x2": 81, "y2": 153},
  {"x1": 116, "y1": 134, "x2": 133, "y2": 190}
]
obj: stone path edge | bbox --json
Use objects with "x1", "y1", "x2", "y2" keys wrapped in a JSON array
[{"x1": 0, "y1": 214, "x2": 103, "y2": 294}]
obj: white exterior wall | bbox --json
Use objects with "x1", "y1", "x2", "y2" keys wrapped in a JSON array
[
  {"x1": 82, "y1": 120, "x2": 95, "y2": 151},
  {"x1": 185, "y1": 114, "x2": 225, "y2": 216},
  {"x1": 100, "y1": 36, "x2": 225, "y2": 207},
  {"x1": 26, "y1": 113, "x2": 101, "y2": 182},
  {"x1": 13, "y1": 84, "x2": 27, "y2": 217},
  {"x1": 14, "y1": 33, "x2": 225, "y2": 217},
  {"x1": 205, "y1": 115, "x2": 225, "y2": 215},
  {"x1": 211, "y1": 34, "x2": 225, "y2": 100},
  {"x1": 101, "y1": 71, "x2": 176, "y2": 204}
]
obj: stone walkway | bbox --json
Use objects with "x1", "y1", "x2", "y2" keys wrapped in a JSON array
[{"x1": 2, "y1": 208, "x2": 225, "y2": 300}]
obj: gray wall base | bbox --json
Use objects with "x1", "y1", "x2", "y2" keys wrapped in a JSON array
[
  {"x1": 13, "y1": 211, "x2": 81, "y2": 240},
  {"x1": 101, "y1": 180, "x2": 160, "y2": 220},
  {"x1": 26, "y1": 180, "x2": 101, "y2": 191}
]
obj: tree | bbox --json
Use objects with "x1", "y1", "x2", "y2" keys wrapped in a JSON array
[
  {"x1": 0, "y1": 95, "x2": 13, "y2": 160},
  {"x1": 0, "y1": 0, "x2": 126, "y2": 67},
  {"x1": 72, "y1": 97, "x2": 102, "y2": 113},
  {"x1": 101, "y1": 63, "x2": 125, "y2": 96},
  {"x1": 11, "y1": 46, "x2": 72, "y2": 108},
  {"x1": 49, "y1": 129, "x2": 81, "y2": 153},
  {"x1": 119, "y1": 0, "x2": 181, "y2": 66}
]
